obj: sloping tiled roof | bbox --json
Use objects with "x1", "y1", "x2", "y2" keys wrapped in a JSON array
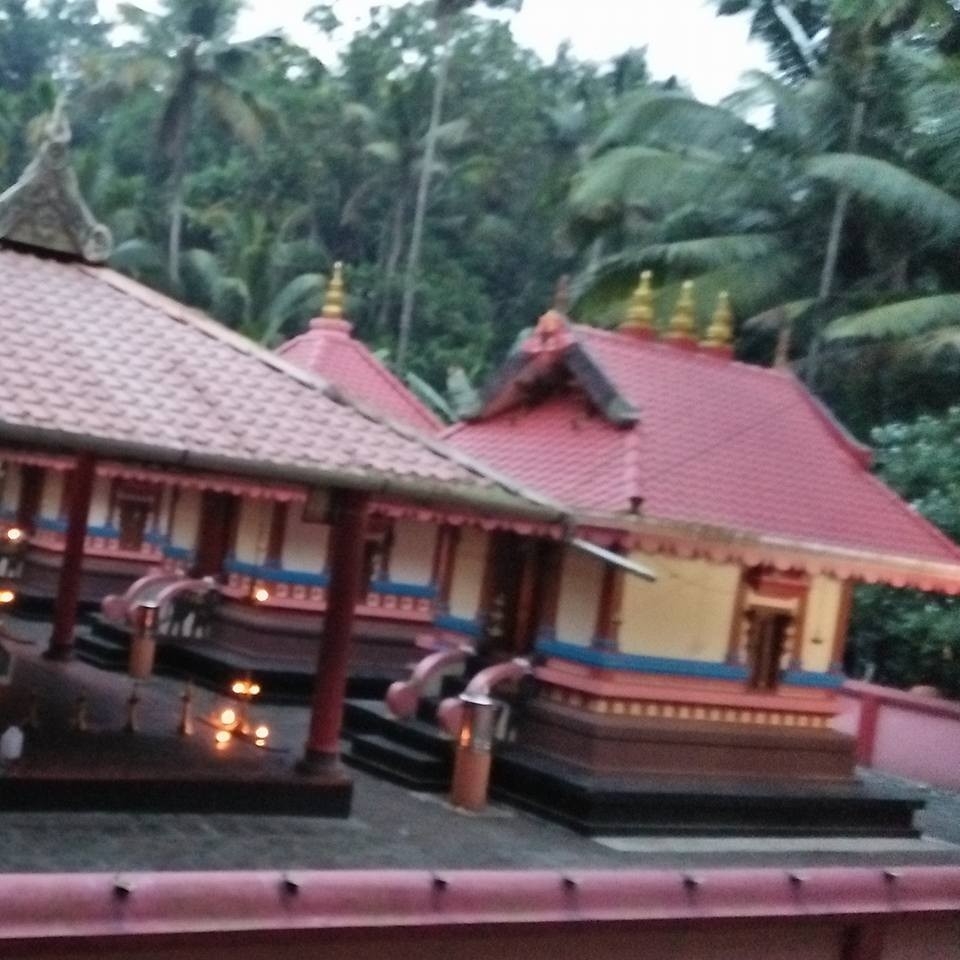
[
  {"x1": 446, "y1": 317, "x2": 960, "y2": 582},
  {"x1": 278, "y1": 317, "x2": 442, "y2": 434},
  {"x1": 0, "y1": 247, "x2": 559, "y2": 521}
]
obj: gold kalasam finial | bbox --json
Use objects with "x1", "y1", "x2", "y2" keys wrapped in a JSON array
[
  {"x1": 323, "y1": 261, "x2": 345, "y2": 318},
  {"x1": 666, "y1": 280, "x2": 697, "y2": 340},
  {"x1": 621, "y1": 269, "x2": 655, "y2": 335},
  {"x1": 703, "y1": 291, "x2": 734, "y2": 349}
]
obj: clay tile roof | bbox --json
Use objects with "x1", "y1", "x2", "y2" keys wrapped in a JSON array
[
  {"x1": 0, "y1": 248, "x2": 561, "y2": 521},
  {"x1": 446, "y1": 325, "x2": 960, "y2": 584},
  {"x1": 278, "y1": 318, "x2": 442, "y2": 434}
]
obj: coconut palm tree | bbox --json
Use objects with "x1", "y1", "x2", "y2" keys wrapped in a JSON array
[
  {"x1": 394, "y1": 0, "x2": 521, "y2": 373},
  {"x1": 103, "y1": 0, "x2": 273, "y2": 288},
  {"x1": 573, "y1": 3, "x2": 960, "y2": 373}
]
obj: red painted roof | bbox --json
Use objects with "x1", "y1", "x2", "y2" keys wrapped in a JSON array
[
  {"x1": 278, "y1": 317, "x2": 442, "y2": 434},
  {"x1": 447, "y1": 320, "x2": 960, "y2": 571},
  {"x1": 0, "y1": 247, "x2": 556, "y2": 519}
]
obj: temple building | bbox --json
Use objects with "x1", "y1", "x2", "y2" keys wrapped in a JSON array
[
  {"x1": 379, "y1": 272, "x2": 960, "y2": 830},
  {"x1": 0, "y1": 106, "x2": 562, "y2": 798}
]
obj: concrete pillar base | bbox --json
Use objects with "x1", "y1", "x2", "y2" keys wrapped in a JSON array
[{"x1": 296, "y1": 749, "x2": 350, "y2": 781}]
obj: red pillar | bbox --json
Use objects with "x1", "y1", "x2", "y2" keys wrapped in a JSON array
[
  {"x1": 299, "y1": 488, "x2": 370, "y2": 776},
  {"x1": 46, "y1": 453, "x2": 96, "y2": 660}
]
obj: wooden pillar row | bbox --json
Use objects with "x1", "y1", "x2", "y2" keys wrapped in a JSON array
[{"x1": 46, "y1": 453, "x2": 96, "y2": 660}]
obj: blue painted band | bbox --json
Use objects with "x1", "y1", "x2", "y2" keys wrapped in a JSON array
[
  {"x1": 370, "y1": 579, "x2": 437, "y2": 599},
  {"x1": 36, "y1": 517, "x2": 67, "y2": 533},
  {"x1": 163, "y1": 545, "x2": 193, "y2": 561},
  {"x1": 536, "y1": 639, "x2": 844, "y2": 689},
  {"x1": 224, "y1": 559, "x2": 329, "y2": 587},
  {"x1": 87, "y1": 524, "x2": 120, "y2": 538},
  {"x1": 433, "y1": 613, "x2": 481, "y2": 637}
]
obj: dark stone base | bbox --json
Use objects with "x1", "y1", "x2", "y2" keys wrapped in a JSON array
[
  {"x1": 0, "y1": 773, "x2": 352, "y2": 816},
  {"x1": 492, "y1": 745, "x2": 924, "y2": 837},
  {"x1": 0, "y1": 730, "x2": 353, "y2": 816},
  {"x1": 517, "y1": 699, "x2": 856, "y2": 782}
]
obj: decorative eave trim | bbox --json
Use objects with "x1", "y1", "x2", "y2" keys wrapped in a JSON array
[{"x1": 572, "y1": 511, "x2": 960, "y2": 594}]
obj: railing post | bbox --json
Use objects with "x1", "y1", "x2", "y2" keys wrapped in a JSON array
[{"x1": 128, "y1": 602, "x2": 159, "y2": 680}]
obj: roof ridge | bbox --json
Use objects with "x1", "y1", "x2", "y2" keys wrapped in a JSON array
[
  {"x1": 77, "y1": 262, "x2": 557, "y2": 512},
  {"x1": 279, "y1": 326, "x2": 442, "y2": 431},
  {"x1": 574, "y1": 324, "x2": 790, "y2": 380}
]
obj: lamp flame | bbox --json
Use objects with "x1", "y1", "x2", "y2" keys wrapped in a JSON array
[
  {"x1": 253, "y1": 587, "x2": 270, "y2": 603},
  {"x1": 0, "y1": 589, "x2": 15, "y2": 605},
  {"x1": 219, "y1": 708, "x2": 237, "y2": 727},
  {"x1": 5, "y1": 527, "x2": 23, "y2": 542}
]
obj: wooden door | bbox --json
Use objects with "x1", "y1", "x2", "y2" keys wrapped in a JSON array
[
  {"x1": 746, "y1": 608, "x2": 793, "y2": 691},
  {"x1": 191, "y1": 492, "x2": 239, "y2": 578}
]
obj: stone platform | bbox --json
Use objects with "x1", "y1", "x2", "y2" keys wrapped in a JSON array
[{"x1": 492, "y1": 745, "x2": 924, "y2": 837}]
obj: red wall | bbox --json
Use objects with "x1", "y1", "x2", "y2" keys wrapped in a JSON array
[{"x1": 837, "y1": 681, "x2": 960, "y2": 789}]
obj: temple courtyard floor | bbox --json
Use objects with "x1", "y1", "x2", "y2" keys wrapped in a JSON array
[{"x1": 0, "y1": 614, "x2": 958, "y2": 873}]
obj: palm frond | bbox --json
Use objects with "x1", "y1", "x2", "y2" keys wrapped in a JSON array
[
  {"x1": 823, "y1": 294, "x2": 960, "y2": 341},
  {"x1": 259, "y1": 272, "x2": 325, "y2": 344},
  {"x1": 404, "y1": 371, "x2": 454, "y2": 423},
  {"x1": 570, "y1": 146, "x2": 743, "y2": 224},
  {"x1": 626, "y1": 232, "x2": 787, "y2": 273},
  {"x1": 200, "y1": 74, "x2": 267, "y2": 148},
  {"x1": 742, "y1": 298, "x2": 816, "y2": 332},
  {"x1": 594, "y1": 89, "x2": 753, "y2": 155},
  {"x1": 807, "y1": 152, "x2": 960, "y2": 245}
]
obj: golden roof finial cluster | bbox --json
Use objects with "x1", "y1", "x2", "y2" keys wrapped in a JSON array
[
  {"x1": 323, "y1": 261, "x2": 345, "y2": 319},
  {"x1": 665, "y1": 280, "x2": 698, "y2": 342},
  {"x1": 620, "y1": 270, "x2": 655, "y2": 337},
  {"x1": 618, "y1": 272, "x2": 735, "y2": 355},
  {"x1": 703, "y1": 290, "x2": 734, "y2": 349}
]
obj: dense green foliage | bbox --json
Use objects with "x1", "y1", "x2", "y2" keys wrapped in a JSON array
[{"x1": 848, "y1": 410, "x2": 960, "y2": 698}]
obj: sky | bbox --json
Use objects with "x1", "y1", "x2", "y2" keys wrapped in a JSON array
[{"x1": 225, "y1": 0, "x2": 770, "y2": 103}]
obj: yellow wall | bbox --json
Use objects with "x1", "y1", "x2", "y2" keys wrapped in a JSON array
[
  {"x1": 170, "y1": 488, "x2": 201, "y2": 550},
  {"x1": 801, "y1": 575, "x2": 844, "y2": 672},
  {"x1": 447, "y1": 527, "x2": 487, "y2": 620},
  {"x1": 619, "y1": 553, "x2": 740, "y2": 662},
  {"x1": 555, "y1": 547, "x2": 605, "y2": 645},
  {"x1": 234, "y1": 498, "x2": 271, "y2": 565},
  {"x1": 282, "y1": 502, "x2": 329, "y2": 572},
  {"x1": 40, "y1": 469, "x2": 64, "y2": 519},
  {"x1": 87, "y1": 477, "x2": 112, "y2": 527},
  {"x1": 389, "y1": 519, "x2": 437, "y2": 585},
  {"x1": 0, "y1": 463, "x2": 20, "y2": 513}
]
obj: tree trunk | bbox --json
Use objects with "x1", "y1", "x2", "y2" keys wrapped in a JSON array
[
  {"x1": 376, "y1": 192, "x2": 408, "y2": 338},
  {"x1": 804, "y1": 97, "x2": 867, "y2": 389},
  {"x1": 396, "y1": 14, "x2": 453, "y2": 372},
  {"x1": 168, "y1": 155, "x2": 186, "y2": 290}
]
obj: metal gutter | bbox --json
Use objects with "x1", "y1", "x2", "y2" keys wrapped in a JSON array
[{"x1": 0, "y1": 867, "x2": 956, "y2": 940}]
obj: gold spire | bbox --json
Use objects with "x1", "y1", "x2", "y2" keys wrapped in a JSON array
[
  {"x1": 702, "y1": 290, "x2": 734, "y2": 350},
  {"x1": 665, "y1": 280, "x2": 697, "y2": 341},
  {"x1": 621, "y1": 269, "x2": 655, "y2": 336},
  {"x1": 323, "y1": 261, "x2": 345, "y2": 319}
]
